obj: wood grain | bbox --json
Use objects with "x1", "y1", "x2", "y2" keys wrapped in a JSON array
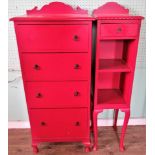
[{"x1": 8, "y1": 126, "x2": 146, "y2": 155}]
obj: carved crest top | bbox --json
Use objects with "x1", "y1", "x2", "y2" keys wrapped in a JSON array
[
  {"x1": 10, "y1": 2, "x2": 95, "y2": 21},
  {"x1": 93, "y1": 2, "x2": 129, "y2": 16},
  {"x1": 92, "y1": 2, "x2": 143, "y2": 20},
  {"x1": 26, "y1": 2, "x2": 88, "y2": 15}
]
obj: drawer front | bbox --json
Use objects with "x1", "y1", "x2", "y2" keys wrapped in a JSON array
[
  {"x1": 29, "y1": 108, "x2": 88, "y2": 139},
  {"x1": 21, "y1": 53, "x2": 90, "y2": 81},
  {"x1": 16, "y1": 24, "x2": 89, "y2": 52},
  {"x1": 100, "y1": 24, "x2": 138, "y2": 39},
  {"x1": 25, "y1": 82, "x2": 89, "y2": 108}
]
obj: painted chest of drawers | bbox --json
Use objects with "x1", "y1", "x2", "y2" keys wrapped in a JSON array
[{"x1": 10, "y1": 2, "x2": 93, "y2": 153}]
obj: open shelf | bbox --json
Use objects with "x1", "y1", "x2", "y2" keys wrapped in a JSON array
[
  {"x1": 97, "y1": 89, "x2": 127, "y2": 108},
  {"x1": 98, "y1": 59, "x2": 131, "y2": 72}
]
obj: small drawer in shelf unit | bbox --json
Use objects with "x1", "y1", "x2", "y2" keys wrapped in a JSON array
[{"x1": 100, "y1": 23, "x2": 139, "y2": 39}]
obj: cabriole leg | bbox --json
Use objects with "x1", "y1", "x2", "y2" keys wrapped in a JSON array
[
  {"x1": 120, "y1": 109, "x2": 130, "y2": 151},
  {"x1": 32, "y1": 143, "x2": 38, "y2": 154},
  {"x1": 93, "y1": 111, "x2": 99, "y2": 151},
  {"x1": 113, "y1": 109, "x2": 119, "y2": 130},
  {"x1": 83, "y1": 141, "x2": 91, "y2": 152}
]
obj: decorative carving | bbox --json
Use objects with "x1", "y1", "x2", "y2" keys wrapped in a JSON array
[
  {"x1": 93, "y1": 2, "x2": 129, "y2": 16},
  {"x1": 26, "y1": 2, "x2": 88, "y2": 15}
]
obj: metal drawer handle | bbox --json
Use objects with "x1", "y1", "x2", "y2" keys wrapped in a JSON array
[
  {"x1": 33, "y1": 64, "x2": 40, "y2": 70},
  {"x1": 74, "y1": 91, "x2": 79, "y2": 96},
  {"x1": 74, "y1": 64, "x2": 79, "y2": 69},
  {"x1": 75, "y1": 121, "x2": 80, "y2": 126},
  {"x1": 36, "y1": 93, "x2": 42, "y2": 98},
  {"x1": 73, "y1": 35, "x2": 78, "y2": 41},
  {"x1": 117, "y1": 27, "x2": 122, "y2": 32},
  {"x1": 40, "y1": 121, "x2": 46, "y2": 126}
]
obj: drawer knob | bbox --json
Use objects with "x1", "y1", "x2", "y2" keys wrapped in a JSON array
[
  {"x1": 36, "y1": 93, "x2": 42, "y2": 98},
  {"x1": 74, "y1": 91, "x2": 79, "y2": 96},
  {"x1": 117, "y1": 27, "x2": 122, "y2": 32},
  {"x1": 73, "y1": 35, "x2": 78, "y2": 41},
  {"x1": 75, "y1": 121, "x2": 80, "y2": 126},
  {"x1": 74, "y1": 64, "x2": 79, "y2": 69},
  {"x1": 34, "y1": 64, "x2": 40, "y2": 70},
  {"x1": 40, "y1": 121, "x2": 46, "y2": 126}
]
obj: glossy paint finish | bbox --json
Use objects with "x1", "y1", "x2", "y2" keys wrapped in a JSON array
[
  {"x1": 21, "y1": 53, "x2": 90, "y2": 81},
  {"x1": 11, "y1": 2, "x2": 93, "y2": 153},
  {"x1": 15, "y1": 24, "x2": 90, "y2": 52},
  {"x1": 92, "y1": 2, "x2": 143, "y2": 152}
]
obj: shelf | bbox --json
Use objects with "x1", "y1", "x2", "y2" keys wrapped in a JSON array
[
  {"x1": 97, "y1": 89, "x2": 127, "y2": 107},
  {"x1": 98, "y1": 59, "x2": 131, "y2": 72}
]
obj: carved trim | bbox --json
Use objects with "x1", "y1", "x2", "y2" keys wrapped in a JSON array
[
  {"x1": 26, "y1": 2, "x2": 88, "y2": 15},
  {"x1": 93, "y1": 2, "x2": 129, "y2": 16}
]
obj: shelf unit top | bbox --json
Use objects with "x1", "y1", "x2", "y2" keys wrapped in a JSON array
[{"x1": 93, "y1": 2, "x2": 143, "y2": 20}]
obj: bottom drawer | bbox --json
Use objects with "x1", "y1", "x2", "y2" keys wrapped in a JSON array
[{"x1": 29, "y1": 108, "x2": 88, "y2": 140}]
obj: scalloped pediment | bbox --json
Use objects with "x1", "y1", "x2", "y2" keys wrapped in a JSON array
[
  {"x1": 26, "y1": 2, "x2": 88, "y2": 15},
  {"x1": 93, "y1": 2, "x2": 129, "y2": 16}
]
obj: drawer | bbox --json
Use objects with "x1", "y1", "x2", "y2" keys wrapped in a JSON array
[
  {"x1": 21, "y1": 53, "x2": 90, "y2": 81},
  {"x1": 25, "y1": 81, "x2": 89, "y2": 108},
  {"x1": 100, "y1": 24, "x2": 139, "y2": 39},
  {"x1": 29, "y1": 108, "x2": 88, "y2": 140},
  {"x1": 16, "y1": 24, "x2": 89, "y2": 52}
]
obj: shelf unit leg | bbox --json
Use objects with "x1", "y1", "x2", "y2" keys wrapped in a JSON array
[
  {"x1": 113, "y1": 109, "x2": 119, "y2": 131},
  {"x1": 120, "y1": 109, "x2": 130, "y2": 152}
]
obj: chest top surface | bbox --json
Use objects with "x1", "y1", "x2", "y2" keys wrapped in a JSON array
[
  {"x1": 93, "y1": 2, "x2": 144, "y2": 20},
  {"x1": 10, "y1": 2, "x2": 94, "y2": 22}
]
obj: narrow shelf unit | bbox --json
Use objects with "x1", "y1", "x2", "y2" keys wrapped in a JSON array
[{"x1": 95, "y1": 39, "x2": 135, "y2": 108}]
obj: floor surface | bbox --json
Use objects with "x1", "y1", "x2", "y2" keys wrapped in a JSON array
[{"x1": 8, "y1": 126, "x2": 146, "y2": 155}]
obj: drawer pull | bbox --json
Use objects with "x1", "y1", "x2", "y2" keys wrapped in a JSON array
[
  {"x1": 40, "y1": 121, "x2": 46, "y2": 126},
  {"x1": 74, "y1": 91, "x2": 79, "y2": 96},
  {"x1": 36, "y1": 93, "x2": 42, "y2": 98},
  {"x1": 75, "y1": 121, "x2": 80, "y2": 126},
  {"x1": 74, "y1": 64, "x2": 79, "y2": 69},
  {"x1": 33, "y1": 64, "x2": 40, "y2": 70},
  {"x1": 73, "y1": 35, "x2": 78, "y2": 41},
  {"x1": 117, "y1": 27, "x2": 122, "y2": 32}
]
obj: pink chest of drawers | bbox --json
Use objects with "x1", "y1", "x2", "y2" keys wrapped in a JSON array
[{"x1": 10, "y1": 2, "x2": 93, "y2": 153}]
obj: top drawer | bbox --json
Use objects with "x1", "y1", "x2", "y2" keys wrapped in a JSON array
[
  {"x1": 100, "y1": 24, "x2": 139, "y2": 39},
  {"x1": 15, "y1": 24, "x2": 89, "y2": 52}
]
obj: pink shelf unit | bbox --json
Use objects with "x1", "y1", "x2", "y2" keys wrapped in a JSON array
[{"x1": 92, "y1": 2, "x2": 143, "y2": 151}]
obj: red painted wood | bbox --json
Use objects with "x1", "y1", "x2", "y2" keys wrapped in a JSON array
[
  {"x1": 92, "y1": 2, "x2": 143, "y2": 152},
  {"x1": 100, "y1": 23, "x2": 138, "y2": 39},
  {"x1": 93, "y1": 2, "x2": 129, "y2": 16},
  {"x1": 15, "y1": 24, "x2": 89, "y2": 52},
  {"x1": 25, "y1": 81, "x2": 89, "y2": 108},
  {"x1": 10, "y1": 2, "x2": 93, "y2": 153},
  {"x1": 29, "y1": 108, "x2": 88, "y2": 139},
  {"x1": 98, "y1": 72, "x2": 121, "y2": 89},
  {"x1": 26, "y1": 2, "x2": 88, "y2": 15},
  {"x1": 21, "y1": 53, "x2": 90, "y2": 81},
  {"x1": 10, "y1": 2, "x2": 94, "y2": 21},
  {"x1": 98, "y1": 59, "x2": 131, "y2": 72}
]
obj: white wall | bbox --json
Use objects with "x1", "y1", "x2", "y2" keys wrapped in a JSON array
[{"x1": 8, "y1": 0, "x2": 145, "y2": 121}]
